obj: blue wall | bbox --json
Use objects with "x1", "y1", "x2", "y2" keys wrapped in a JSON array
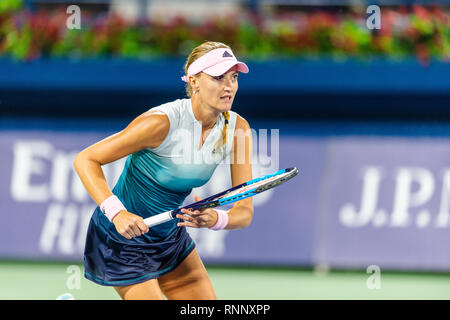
[{"x1": 1, "y1": 58, "x2": 449, "y2": 121}]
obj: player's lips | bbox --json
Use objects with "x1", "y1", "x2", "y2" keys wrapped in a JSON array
[{"x1": 220, "y1": 95, "x2": 232, "y2": 101}]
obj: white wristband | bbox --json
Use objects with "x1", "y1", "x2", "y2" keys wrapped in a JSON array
[
  {"x1": 100, "y1": 195, "x2": 126, "y2": 222},
  {"x1": 209, "y1": 209, "x2": 229, "y2": 231}
]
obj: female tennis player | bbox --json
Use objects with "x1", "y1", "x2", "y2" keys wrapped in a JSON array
[{"x1": 73, "y1": 41, "x2": 253, "y2": 300}]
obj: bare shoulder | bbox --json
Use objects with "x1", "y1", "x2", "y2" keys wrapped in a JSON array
[
  {"x1": 139, "y1": 109, "x2": 170, "y2": 129},
  {"x1": 127, "y1": 109, "x2": 170, "y2": 149},
  {"x1": 234, "y1": 113, "x2": 251, "y2": 131}
]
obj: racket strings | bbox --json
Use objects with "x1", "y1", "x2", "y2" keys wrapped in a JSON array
[{"x1": 185, "y1": 168, "x2": 298, "y2": 209}]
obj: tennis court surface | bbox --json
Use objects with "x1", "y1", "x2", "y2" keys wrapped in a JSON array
[{"x1": 1, "y1": 261, "x2": 449, "y2": 300}]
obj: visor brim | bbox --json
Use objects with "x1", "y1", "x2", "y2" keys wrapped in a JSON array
[{"x1": 202, "y1": 61, "x2": 249, "y2": 77}]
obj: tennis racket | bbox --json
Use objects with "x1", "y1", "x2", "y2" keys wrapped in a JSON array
[{"x1": 143, "y1": 167, "x2": 298, "y2": 228}]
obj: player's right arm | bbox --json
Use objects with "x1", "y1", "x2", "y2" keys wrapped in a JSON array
[{"x1": 73, "y1": 110, "x2": 170, "y2": 239}]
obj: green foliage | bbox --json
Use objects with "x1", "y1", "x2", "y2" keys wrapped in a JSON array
[
  {"x1": 0, "y1": 6, "x2": 449, "y2": 62},
  {"x1": 0, "y1": 0, "x2": 23, "y2": 14}
]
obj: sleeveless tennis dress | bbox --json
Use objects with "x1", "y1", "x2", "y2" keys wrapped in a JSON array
[{"x1": 84, "y1": 98, "x2": 237, "y2": 286}]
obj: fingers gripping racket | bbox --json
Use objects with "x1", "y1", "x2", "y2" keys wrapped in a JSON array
[{"x1": 143, "y1": 167, "x2": 299, "y2": 228}]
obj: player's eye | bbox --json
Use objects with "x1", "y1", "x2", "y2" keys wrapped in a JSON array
[{"x1": 214, "y1": 75, "x2": 224, "y2": 81}]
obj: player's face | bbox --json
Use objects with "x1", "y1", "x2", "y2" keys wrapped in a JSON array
[{"x1": 197, "y1": 65, "x2": 239, "y2": 113}]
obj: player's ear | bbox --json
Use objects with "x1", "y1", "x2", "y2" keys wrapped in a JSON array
[
  {"x1": 193, "y1": 194, "x2": 202, "y2": 202},
  {"x1": 189, "y1": 74, "x2": 200, "y2": 94}
]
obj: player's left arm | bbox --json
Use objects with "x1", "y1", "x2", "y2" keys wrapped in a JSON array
[
  {"x1": 177, "y1": 114, "x2": 254, "y2": 230},
  {"x1": 225, "y1": 114, "x2": 254, "y2": 229}
]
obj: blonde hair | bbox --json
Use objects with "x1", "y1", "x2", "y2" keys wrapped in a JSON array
[
  {"x1": 184, "y1": 41, "x2": 232, "y2": 153},
  {"x1": 183, "y1": 41, "x2": 230, "y2": 98}
]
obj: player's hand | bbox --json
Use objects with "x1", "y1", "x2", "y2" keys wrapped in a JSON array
[
  {"x1": 176, "y1": 194, "x2": 219, "y2": 229},
  {"x1": 112, "y1": 210, "x2": 149, "y2": 239}
]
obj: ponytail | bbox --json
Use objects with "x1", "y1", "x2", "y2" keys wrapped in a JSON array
[{"x1": 214, "y1": 111, "x2": 230, "y2": 153}]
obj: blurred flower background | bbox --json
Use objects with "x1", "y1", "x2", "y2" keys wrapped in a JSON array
[{"x1": 0, "y1": 0, "x2": 448, "y2": 63}]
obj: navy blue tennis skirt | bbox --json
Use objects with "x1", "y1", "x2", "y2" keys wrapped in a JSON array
[{"x1": 84, "y1": 207, "x2": 195, "y2": 287}]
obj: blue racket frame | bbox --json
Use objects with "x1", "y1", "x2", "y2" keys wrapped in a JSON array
[{"x1": 173, "y1": 167, "x2": 298, "y2": 217}]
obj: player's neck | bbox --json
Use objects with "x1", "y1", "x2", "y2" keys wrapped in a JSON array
[{"x1": 191, "y1": 97, "x2": 221, "y2": 130}]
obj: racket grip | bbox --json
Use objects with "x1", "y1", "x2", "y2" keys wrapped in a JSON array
[{"x1": 143, "y1": 210, "x2": 176, "y2": 228}]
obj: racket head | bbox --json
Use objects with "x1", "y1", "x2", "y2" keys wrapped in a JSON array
[
  {"x1": 182, "y1": 167, "x2": 298, "y2": 212},
  {"x1": 223, "y1": 167, "x2": 298, "y2": 198},
  {"x1": 255, "y1": 166, "x2": 298, "y2": 193}
]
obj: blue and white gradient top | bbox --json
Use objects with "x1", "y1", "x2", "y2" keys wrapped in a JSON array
[{"x1": 109, "y1": 98, "x2": 237, "y2": 240}]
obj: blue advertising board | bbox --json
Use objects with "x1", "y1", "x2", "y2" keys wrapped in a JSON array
[{"x1": 1, "y1": 128, "x2": 450, "y2": 271}]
